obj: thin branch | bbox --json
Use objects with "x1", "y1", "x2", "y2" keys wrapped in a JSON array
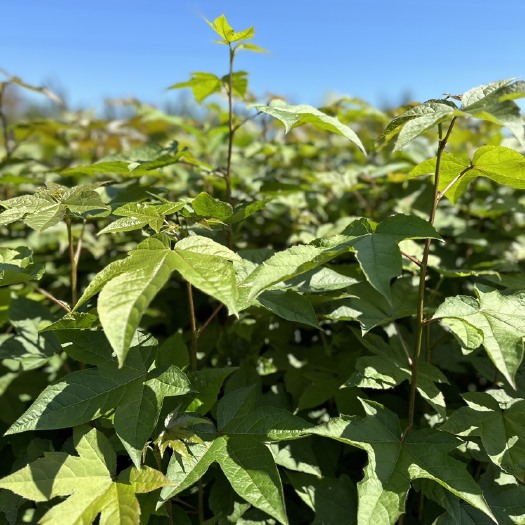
[
  {"x1": 436, "y1": 165, "x2": 474, "y2": 203},
  {"x1": 400, "y1": 250, "x2": 422, "y2": 267},
  {"x1": 393, "y1": 322, "x2": 412, "y2": 366},
  {"x1": 65, "y1": 215, "x2": 78, "y2": 306},
  {"x1": 200, "y1": 303, "x2": 223, "y2": 335},
  {"x1": 187, "y1": 282, "x2": 198, "y2": 372},
  {"x1": 0, "y1": 83, "x2": 13, "y2": 161},
  {"x1": 36, "y1": 287, "x2": 71, "y2": 313}
]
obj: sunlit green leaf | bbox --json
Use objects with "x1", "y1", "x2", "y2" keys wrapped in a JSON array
[
  {"x1": 255, "y1": 100, "x2": 366, "y2": 153},
  {"x1": 433, "y1": 289, "x2": 525, "y2": 387},
  {"x1": 307, "y1": 399, "x2": 495, "y2": 524}
]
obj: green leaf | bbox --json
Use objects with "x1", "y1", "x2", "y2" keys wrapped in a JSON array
[
  {"x1": 0, "y1": 297, "x2": 61, "y2": 371},
  {"x1": 192, "y1": 192, "x2": 233, "y2": 221},
  {"x1": 287, "y1": 472, "x2": 357, "y2": 525},
  {"x1": 307, "y1": 400, "x2": 495, "y2": 524},
  {"x1": 222, "y1": 71, "x2": 249, "y2": 98},
  {"x1": 99, "y1": 201, "x2": 185, "y2": 235},
  {"x1": 315, "y1": 278, "x2": 418, "y2": 332},
  {"x1": 173, "y1": 246, "x2": 239, "y2": 316},
  {"x1": 225, "y1": 198, "x2": 272, "y2": 225},
  {"x1": 461, "y1": 79, "x2": 525, "y2": 144},
  {"x1": 351, "y1": 214, "x2": 441, "y2": 302},
  {"x1": 258, "y1": 290, "x2": 320, "y2": 328},
  {"x1": 6, "y1": 331, "x2": 191, "y2": 461},
  {"x1": 115, "y1": 364, "x2": 192, "y2": 467},
  {"x1": 206, "y1": 15, "x2": 255, "y2": 44},
  {"x1": 0, "y1": 426, "x2": 173, "y2": 524},
  {"x1": 376, "y1": 99, "x2": 460, "y2": 151},
  {"x1": 96, "y1": 240, "x2": 179, "y2": 366},
  {"x1": 433, "y1": 288, "x2": 525, "y2": 387},
  {"x1": 254, "y1": 100, "x2": 366, "y2": 153},
  {"x1": 270, "y1": 441, "x2": 322, "y2": 477},
  {"x1": 62, "y1": 161, "x2": 159, "y2": 178},
  {"x1": 242, "y1": 245, "x2": 329, "y2": 303},
  {"x1": 440, "y1": 391, "x2": 525, "y2": 480},
  {"x1": 347, "y1": 330, "x2": 448, "y2": 416},
  {"x1": 183, "y1": 367, "x2": 236, "y2": 414},
  {"x1": 0, "y1": 193, "x2": 65, "y2": 231},
  {"x1": 169, "y1": 72, "x2": 222, "y2": 103},
  {"x1": 418, "y1": 467, "x2": 525, "y2": 525},
  {"x1": 0, "y1": 246, "x2": 44, "y2": 286},
  {"x1": 162, "y1": 388, "x2": 312, "y2": 524},
  {"x1": 408, "y1": 152, "x2": 471, "y2": 204},
  {"x1": 218, "y1": 436, "x2": 289, "y2": 525},
  {"x1": 471, "y1": 145, "x2": 525, "y2": 189}
]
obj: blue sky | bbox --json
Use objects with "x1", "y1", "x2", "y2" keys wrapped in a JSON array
[{"x1": 2, "y1": 1, "x2": 524, "y2": 111}]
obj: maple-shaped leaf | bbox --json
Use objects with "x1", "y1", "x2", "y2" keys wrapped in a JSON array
[
  {"x1": 416, "y1": 466, "x2": 525, "y2": 525},
  {"x1": 433, "y1": 288, "x2": 525, "y2": 388},
  {"x1": 0, "y1": 426, "x2": 174, "y2": 525},
  {"x1": 307, "y1": 399, "x2": 495, "y2": 525},
  {"x1": 346, "y1": 330, "x2": 448, "y2": 416},
  {"x1": 74, "y1": 233, "x2": 241, "y2": 365},
  {"x1": 440, "y1": 390, "x2": 525, "y2": 481},
  {"x1": 6, "y1": 330, "x2": 191, "y2": 468},
  {"x1": 159, "y1": 387, "x2": 313, "y2": 525}
]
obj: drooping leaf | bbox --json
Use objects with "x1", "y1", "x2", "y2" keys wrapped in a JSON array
[
  {"x1": 94, "y1": 237, "x2": 179, "y2": 365},
  {"x1": 258, "y1": 290, "x2": 320, "y2": 328},
  {"x1": 0, "y1": 426, "x2": 174, "y2": 525},
  {"x1": 350, "y1": 214, "x2": 441, "y2": 302},
  {"x1": 307, "y1": 399, "x2": 495, "y2": 524},
  {"x1": 417, "y1": 467, "x2": 525, "y2": 525},
  {"x1": 254, "y1": 99, "x2": 366, "y2": 153},
  {"x1": 433, "y1": 288, "x2": 525, "y2": 387},
  {"x1": 173, "y1": 245, "x2": 240, "y2": 316}
]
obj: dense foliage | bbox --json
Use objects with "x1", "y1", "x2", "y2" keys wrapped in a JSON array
[{"x1": 1, "y1": 15, "x2": 525, "y2": 525}]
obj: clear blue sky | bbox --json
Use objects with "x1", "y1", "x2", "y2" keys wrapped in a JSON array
[{"x1": 2, "y1": 0, "x2": 524, "y2": 111}]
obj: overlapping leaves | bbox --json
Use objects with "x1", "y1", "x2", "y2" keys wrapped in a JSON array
[{"x1": 5, "y1": 330, "x2": 191, "y2": 467}]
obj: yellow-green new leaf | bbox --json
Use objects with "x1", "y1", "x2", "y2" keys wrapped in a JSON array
[
  {"x1": 206, "y1": 14, "x2": 255, "y2": 44},
  {"x1": 0, "y1": 427, "x2": 173, "y2": 525}
]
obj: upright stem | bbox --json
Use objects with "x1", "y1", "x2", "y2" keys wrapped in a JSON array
[
  {"x1": 0, "y1": 84, "x2": 12, "y2": 162},
  {"x1": 65, "y1": 215, "x2": 79, "y2": 306},
  {"x1": 223, "y1": 46, "x2": 237, "y2": 248},
  {"x1": 187, "y1": 281, "x2": 198, "y2": 372},
  {"x1": 225, "y1": 46, "x2": 235, "y2": 204},
  {"x1": 405, "y1": 118, "x2": 456, "y2": 435},
  {"x1": 186, "y1": 281, "x2": 205, "y2": 522}
]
